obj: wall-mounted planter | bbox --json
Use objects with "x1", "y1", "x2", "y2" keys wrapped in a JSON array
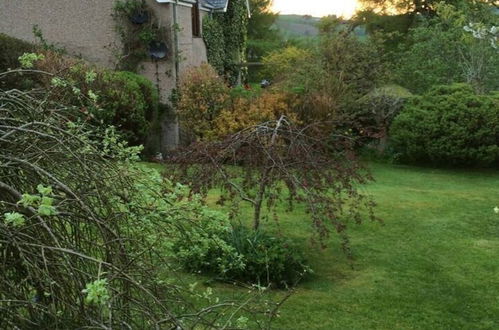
[
  {"x1": 129, "y1": 11, "x2": 149, "y2": 24},
  {"x1": 148, "y1": 41, "x2": 168, "y2": 60}
]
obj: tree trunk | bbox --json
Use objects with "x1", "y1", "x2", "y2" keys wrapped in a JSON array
[
  {"x1": 253, "y1": 198, "x2": 262, "y2": 230},
  {"x1": 253, "y1": 166, "x2": 272, "y2": 230},
  {"x1": 377, "y1": 127, "x2": 388, "y2": 154}
]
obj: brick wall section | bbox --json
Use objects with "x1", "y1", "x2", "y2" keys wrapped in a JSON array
[{"x1": 0, "y1": 0, "x2": 119, "y2": 67}]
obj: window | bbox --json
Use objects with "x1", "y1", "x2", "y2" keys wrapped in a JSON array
[{"x1": 191, "y1": 2, "x2": 201, "y2": 37}]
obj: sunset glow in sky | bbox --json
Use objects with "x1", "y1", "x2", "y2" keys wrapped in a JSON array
[{"x1": 272, "y1": 0, "x2": 360, "y2": 18}]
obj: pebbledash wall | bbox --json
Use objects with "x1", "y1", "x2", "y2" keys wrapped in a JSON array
[{"x1": 0, "y1": 0, "x2": 210, "y2": 154}]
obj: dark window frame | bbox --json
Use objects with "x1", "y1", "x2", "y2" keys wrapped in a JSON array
[{"x1": 191, "y1": 2, "x2": 201, "y2": 37}]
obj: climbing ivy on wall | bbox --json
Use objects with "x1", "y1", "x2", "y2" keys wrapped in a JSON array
[
  {"x1": 203, "y1": 0, "x2": 248, "y2": 84},
  {"x1": 202, "y1": 16, "x2": 226, "y2": 75},
  {"x1": 113, "y1": 0, "x2": 168, "y2": 72}
]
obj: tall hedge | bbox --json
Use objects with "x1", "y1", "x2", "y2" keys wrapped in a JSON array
[{"x1": 390, "y1": 84, "x2": 499, "y2": 166}]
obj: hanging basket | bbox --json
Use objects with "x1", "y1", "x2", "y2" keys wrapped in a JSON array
[
  {"x1": 148, "y1": 41, "x2": 168, "y2": 60},
  {"x1": 129, "y1": 10, "x2": 149, "y2": 24}
]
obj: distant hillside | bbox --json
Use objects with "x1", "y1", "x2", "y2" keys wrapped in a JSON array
[
  {"x1": 274, "y1": 15, "x2": 367, "y2": 40},
  {"x1": 274, "y1": 15, "x2": 320, "y2": 38}
]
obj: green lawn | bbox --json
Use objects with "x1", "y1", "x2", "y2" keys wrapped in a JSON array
[
  {"x1": 149, "y1": 161, "x2": 499, "y2": 329},
  {"x1": 209, "y1": 162, "x2": 499, "y2": 329}
]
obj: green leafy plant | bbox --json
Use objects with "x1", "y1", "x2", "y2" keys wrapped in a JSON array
[
  {"x1": 392, "y1": 2, "x2": 499, "y2": 93},
  {"x1": 18, "y1": 53, "x2": 45, "y2": 69},
  {"x1": 203, "y1": 15, "x2": 226, "y2": 75},
  {"x1": 167, "y1": 196, "x2": 246, "y2": 277},
  {"x1": 82, "y1": 279, "x2": 110, "y2": 306},
  {"x1": 0, "y1": 33, "x2": 36, "y2": 89},
  {"x1": 351, "y1": 85, "x2": 412, "y2": 152},
  {"x1": 36, "y1": 53, "x2": 159, "y2": 146},
  {"x1": 261, "y1": 46, "x2": 312, "y2": 82},
  {"x1": 266, "y1": 29, "x2": 389, "y2": 127},
  {"x1": 0, "y1": 33, "x2": 35, "y2": 70},
  {"x1": 3, "y1": 212, "x2": 26, "y2": 227},
  {"x1": 138, "y1": 27, "x2": 157, "y2": 44},
  {"x1": 0, "y1": 37, "x2": 161, "y2": 148},
  {"x1": 16, "y1": 184, "x2": 58, "y2": 216},
  {"x1": 166, "y1": 200, "x2": 310, "y2": 287},
  {"x1": 113, "y1": 0, "x2": 143, "y2": 16},
  {"x1": 223, "y1": 226, "x2": 310, "y2": 287}
]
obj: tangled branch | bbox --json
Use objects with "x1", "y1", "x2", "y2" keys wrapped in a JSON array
[{"x1": 0, "y1": 77, "x2": 279, "y2": 328}]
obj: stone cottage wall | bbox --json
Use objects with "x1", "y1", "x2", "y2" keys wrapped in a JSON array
[{"x1": 0, "y1": 0, "x2": 211, "y2": 154}]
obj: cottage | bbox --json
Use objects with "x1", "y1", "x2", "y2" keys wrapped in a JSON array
[{"x1": 0, "y1": 0, "x2": 249, "y2": 152}]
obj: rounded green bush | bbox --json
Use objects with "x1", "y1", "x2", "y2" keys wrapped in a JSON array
[
  {"x1": 390, "y1": 84, "x2": 499, "y2": 166},
  {"x1": 98, "y1": 70, "x2": 159, "y2": 145}
]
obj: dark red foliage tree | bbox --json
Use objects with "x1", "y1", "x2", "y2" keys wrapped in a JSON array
[{"x1": 169, "y1": 116, "x2": 378, "y2": 250}]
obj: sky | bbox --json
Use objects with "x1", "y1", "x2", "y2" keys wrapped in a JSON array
[{"x1": 271, "y1": 0, "x2": 360, "y2": 18}]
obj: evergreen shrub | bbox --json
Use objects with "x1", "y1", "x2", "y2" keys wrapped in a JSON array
[{"x1": 390, "y1": 84, "x2": 499, "y2": 166}]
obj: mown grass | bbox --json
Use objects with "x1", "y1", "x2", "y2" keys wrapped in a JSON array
[
  {"x1": 148, "y1": 161, "x2": 499, "y2": 329},
  {"x1": 261, "y1": 163, "x2": 499, "y2": 329}
]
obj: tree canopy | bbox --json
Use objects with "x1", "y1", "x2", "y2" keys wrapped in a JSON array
[
  {"x1": 248, "y1": 0, "x2": 279, "y2": 40},
  {"x1": 359, "y1": 0, "x2": 496, "y2": 15}
]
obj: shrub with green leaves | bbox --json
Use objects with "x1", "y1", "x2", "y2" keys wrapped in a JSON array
[
  {"x1": 392, "y1": 3, "x2": 499, "y2": 94},
  {"x1": 172, "y1": 222, "x2": 310, "y2": 287},
  {"x1": 36, "y1": 54, "x2": 159, "y2": 146},
  {"x1": 261, "y1": 46, "x2": 312, "y2": 82},
  {"x1": 168, "y1": 205, "x2": 245, "y2": 277},
  {"x1": 96, "y1": 70, "x2": 159, "y2": 145},
  {"x1": 121, "y1": 165, "x2": 245, "y2": 277},
  {"x1": 390, "y1": 84, "x2": 499, "y2": 166},
  {"x1": 351, "y1": 85, "x2": 412, "y2": 151},
  {"x1": 224, "y1": 226, "x2": 310, "y2": 287}
]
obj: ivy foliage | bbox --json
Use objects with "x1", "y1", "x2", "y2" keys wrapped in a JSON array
[
  {"x1": 202, "y1": 16, "x2": 226, "y2": 74},
  {"x1": 203, "y1": 0, "x2": 249, "y2": 84}
]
